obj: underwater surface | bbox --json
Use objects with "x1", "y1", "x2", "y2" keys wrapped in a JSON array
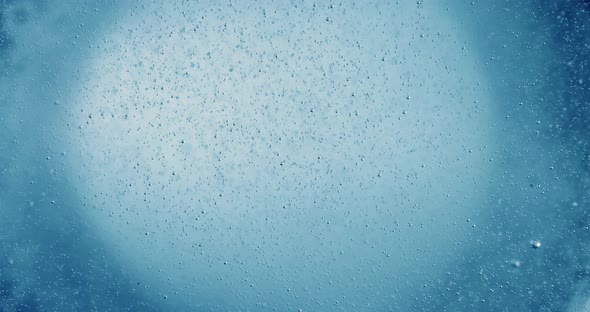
[{"x1": 0, "y1": 0, "x2": 589, "y2": 311}]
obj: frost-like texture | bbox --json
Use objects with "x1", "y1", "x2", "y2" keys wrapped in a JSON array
[
  {"x1": 1, "y1": 1, "x2": 589, "y2": 311},
  {"x1": 65, "y1": 1, "x2": 493, "y2": 310}
]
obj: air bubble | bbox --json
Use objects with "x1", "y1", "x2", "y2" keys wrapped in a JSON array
[{"x1": 510, "y1": 259, "x2": 522, "y2": 268}]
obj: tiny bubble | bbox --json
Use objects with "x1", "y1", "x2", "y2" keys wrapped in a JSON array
[{"x1": 510, "y1": 259, "x2": 522, "y2": 268}]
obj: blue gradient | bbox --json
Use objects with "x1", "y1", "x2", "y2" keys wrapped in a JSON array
[{"x1": 0, "y1": 1, "x2": 588, "y2": 311}]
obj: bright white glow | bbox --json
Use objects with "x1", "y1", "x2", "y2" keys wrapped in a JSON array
[{"x1": 65, "y1": 1, "x2": 495, "y2": 310}]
